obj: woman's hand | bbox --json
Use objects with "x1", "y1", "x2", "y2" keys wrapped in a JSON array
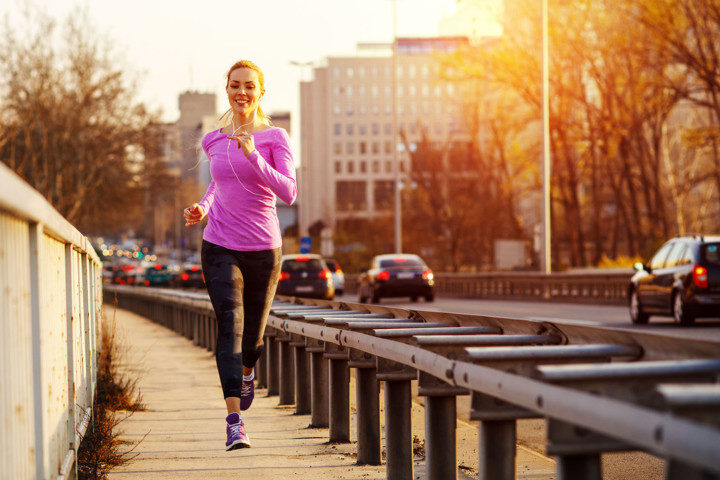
[
  {"x1": 228, "y1": 131, "x2": 255, "y2": 157},
  {"x1": 183, "y1": 203, "x2": 205, "y2": 227}
]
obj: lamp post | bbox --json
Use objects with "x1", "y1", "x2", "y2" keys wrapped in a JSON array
[
  {"x1": 391, "y1": 0, "x2": 402, "y2": 253},
  {"x1": 540, "y1": 0, "x2": 552, "y2": 274}
]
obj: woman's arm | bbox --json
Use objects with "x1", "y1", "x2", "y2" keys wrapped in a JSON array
[
  {"x1": 245, "y1": 129, "x2": 297, "y2": 204},
  {"x1": 197, "y1": 180, "x2": 216, "y2": 213}
]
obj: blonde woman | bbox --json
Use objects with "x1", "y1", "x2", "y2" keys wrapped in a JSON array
[{"x1": 184, "y1": 60, "x2": 296, "y2": 450}]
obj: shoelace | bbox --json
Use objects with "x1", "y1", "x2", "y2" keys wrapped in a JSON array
[
  {"x1": 228, "y1": 422, "x2": 242, "y2": 437},
  {"x1": 241, "y1": 381, "x2": 252, "y2": 396}
]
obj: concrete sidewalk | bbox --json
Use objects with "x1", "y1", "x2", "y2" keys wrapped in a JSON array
[{"x1": 105, "y1": 305, "x2": 556, "y2": 479}]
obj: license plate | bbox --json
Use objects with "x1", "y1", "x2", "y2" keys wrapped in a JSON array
[
  {"x1": 397, "y1": 272, "x2": 415, "y2": 279},
  {"x1": 296, "y1": 286, "x2": 313, "y2": 292}
]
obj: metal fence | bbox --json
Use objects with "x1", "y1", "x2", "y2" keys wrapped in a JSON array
[
  {"x1": 344, "y1": 271, "x2": 632, "y2": 305},
  {"x1": 0, "y1": 163, "x2": 103, "y2": 480},
  {"x1": 110, "y1": 286, "x2": 720, "y2": 480}
]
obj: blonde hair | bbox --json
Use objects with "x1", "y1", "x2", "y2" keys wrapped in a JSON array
[{"x1": 219, "y1": 59, "x2": 272, "y2": 127}]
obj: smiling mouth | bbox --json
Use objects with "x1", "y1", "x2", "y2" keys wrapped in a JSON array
[{"x1": 235, "y1": 99, "x2": 251, "y2": 107}]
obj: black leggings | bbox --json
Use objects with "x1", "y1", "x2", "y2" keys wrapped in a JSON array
[{"x1": 201, "y1": 240, "x2": 281, "y2": 398}]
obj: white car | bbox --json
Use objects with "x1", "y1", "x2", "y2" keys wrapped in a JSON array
[{"x1": 324, "y1": 258, "x2": 345, "y2": 296}]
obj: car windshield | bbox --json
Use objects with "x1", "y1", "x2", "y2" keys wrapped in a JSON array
[
  {"x1": 702, "y1": 243, "x2": 720, "y2": 266},
  {"x1": 379, "y1": 258, "x2": 424, "y2": 268},
  {"x1": 283, "y1": 259, "x2": 324, "y2": 271}
]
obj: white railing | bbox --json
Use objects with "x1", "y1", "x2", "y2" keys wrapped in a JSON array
[{"x1": 0, "y1": 163, "x2": 102, "y2": 480}]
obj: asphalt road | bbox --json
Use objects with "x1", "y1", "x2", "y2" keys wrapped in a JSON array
[{"x1": 336, "y1": 293, "x2": 720, "y2": 342}]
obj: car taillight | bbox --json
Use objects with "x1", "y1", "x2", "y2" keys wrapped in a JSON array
[
  {"x1": 279, "y1": 271, "x2": 290, "y2": 281},
  {"x1": 154, "y1": 264, "x2": 162, "y2": 270},
  {"x1": 336, "y1": 268, "x2": 343, "y2": 275},
  {"x1": 190, "y1": 265, "x2": 200, "y2": 271},
  {"x1": 144, "y1": 280, "x2": 150, "y2": 286},
  {"x1": 377, "y1": 270, "x2": 390, "y2": 281},
  {"x1": 692, "y1": 264, "x2": 708, "y2": 288},
  {"x1": 422, "y1": 270, "x2": 434, "y2": 281},
  {"x1": 181, "y1": 273, "x2": 190, "y2": 281},
  {"x1": 319, "y1": 269, "x2": 332, "y2": 280}
]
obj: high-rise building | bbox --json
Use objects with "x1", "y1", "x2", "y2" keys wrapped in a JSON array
[
  {"x1": 299, "y1": 37, "x2": 470, "y2": 241},
  {"x1": 177, "y1": 91, "x2": 216, "y2": 179}
]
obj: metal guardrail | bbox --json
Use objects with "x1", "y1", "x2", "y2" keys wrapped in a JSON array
[
  {"x1": 109, "y1": 286, "x2": 720, "y2": 480},
  {"x1": 0, "y1": 163, "x2": 103, "y2": 480},
  {"x1": 344, "y1": 271, "x2": 632, "y2": 305}
]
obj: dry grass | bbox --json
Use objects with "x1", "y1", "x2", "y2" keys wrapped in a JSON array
[{"x1": 77, "y1": 302, "x2": 145, "y2": 480}]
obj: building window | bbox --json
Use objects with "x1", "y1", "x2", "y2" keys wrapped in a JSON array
[
  {"x1": 397, "y1": 65, "x2": 403, "y2": 77},
  {"x1": 408, "y1": 85, "x2": 416, "y2": 96},
  {"x1": 347, "y1": 161, "x2": 355, "y2": 173},
  {"x1": 384, "y1": 85, "x2": 391, "y2": 96},
  {"x1": 372, "y1": 160, "x2": 380, "y2": 173},
  {"x1": 358, "y1": 66, "x2": 366, "y2": 77},
  {"x1": 447, "y1": 84, "x2": 455, "y2": 95},
  {"x1": 385, "y1": 160, "x2": 392, "y2": 173},
  {"x1": 336, "y1": 180, "x2": 366, "y2": 211},
  {"x1": 422, "y1": 84, "x2": 430, "y2": 96},
  {"x1": 360, "y1": 160, "x2": 367, "y2": 173},
  {"x1": 334, "y1": 123, "x2": 341, "y2": 135},
  {"x1": 346, "y1": 85, "x2": 354, "y2": 96},
  {"x1": 346, "y1": 104, "x2": 354, "y2": 116},
  {"x1": 333, "y1": 104, "x2": 342, "y2": 115},
  {"x1": 422, "y1": 102, "x2": 431, "y2": 114},
  {"x1": 346, "y1": 67, "x2": 354, "y2": 78},
  {"x1": 358, "y1": 85, "x2": 366, "y2": 96},
  {"x1": 371, "y1": 85, "x2": 379, "y2": 97},
  {"x1": 372, "y1": 123, "x2": 379, "y2": 135},
  {"x1": 397, "y1": 85, "x2": 404, "y2": 97},
  {"x1": 384, "y1": 141, "x2": 392, "y2": 154},
  {"x1": 383, "y1": 65, "x2": 391, "y2": 78},
  {"x1": 435, "y1": 85, "x2": 442, "y2": 97},
  {"x1": 372, "y1": 142, "x2": 379, "y2": 154},
  {"x1": 359, "y1": 105, "x2": 367, "y2": 115},
  {"x1": 346, "y1": 124, "x2": 354, "y2": 135},
  {"x1": 398, "y1": 104, "x2": 405, "y2": 115},
  {"x1": 333, "y1": 66, "x2": 340, "y2": 78},
  {"x1": 359, "y1": 124, "x2": 367, "y2": 135},
  {"x1": 334, "y1": 142, "x2": 342, "y2": 154},
  {"x1": 346, "y1": 142, "x2": 355, "y2": 154},
  {"x1": 422, "y1": 65, "x2": 429, "y2": 76},
  {"x1": 359, "y1": 141, "x2": 367, "y2": 154},
  {"x1": 333, "y1": 85, "x2": 341, "y2": 96},
  {"x1": 408, "y1": 64, "x2": 416, "y2": 78},
  {"x1": 372, "y1": 105, "x2": 379, "y2": 115},
  {"x1": 409, "y1": 103, "x2": 417, "y2": 115},
  {"x1": 371, "y1": 66, "x2": 379, "y2": 77},
  {"x1": 384, "y1": 123, "x2": 392, "y2": 135},
  {"x1": 335, "y1": 161, "x2": 342, "y2": 174},
  {"x1": 385, "y1": 104, "x2": 392, "y2": 115},
  {"x1": 400, "y1": 160, "x2": 406, "y2": 172},
  {"x1": 374, "y1": 180, "x2": 394, "y2": 210}
]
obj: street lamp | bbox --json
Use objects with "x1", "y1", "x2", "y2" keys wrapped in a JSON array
[
  {"x1": 391, "y1": 0, "x2": 402, "y2": 254},
  {"x1": 541, "y1": 0, "x2": 552, "y2": 274}
]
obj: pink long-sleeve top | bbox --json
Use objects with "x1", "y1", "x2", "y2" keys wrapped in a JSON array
[{"x1": 198, "y1": 126, "x2": 297, "y2": 251}]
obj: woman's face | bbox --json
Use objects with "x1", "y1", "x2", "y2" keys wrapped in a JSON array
[{"x1": 226, "y1": 67, "x2": 263, "y2": 118}]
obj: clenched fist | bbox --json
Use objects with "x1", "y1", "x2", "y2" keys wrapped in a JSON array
[{"x1": 184, "y1": 203, "x2": 206, "y2": 227}]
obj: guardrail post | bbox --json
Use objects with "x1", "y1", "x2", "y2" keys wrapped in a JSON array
[
  {"x1": 329, "y1": 358, "x2": 350, "y2": 442},
  {"x1": 557, "y1": 454, "x2": 602, "y2": 480},
  {"x1": 256, "y1": 346, "x2": 267, "y2": 389},
  {"x1": 478, "y1": 420, "x2": 516, "y2": 480},
  {"x1": 355, "y1": 367, "x2": 381, "y2": 465},
  {"x1": 309, "y1": 351, "x2": 329, "y2": 427},
  {"x1": 384, "y1": 379, "x2": 413, "y2": 479},
  {"x1": 266, "y1": 332, "x2": 279, "y2": 396},
  {"x1": 278, "y1": 335, "x2": 295, "y2": 405},
  {"x1": 293, "y1": 340, "x2": 311, "y2": 414},
  {"x1": 425, "y1": 395, "x2": 457, "y2": 480}
]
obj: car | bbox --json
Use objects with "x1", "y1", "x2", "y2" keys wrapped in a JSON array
[
  {"x1": 144, "y1": 263, "x2": 174, "y2": 286},
  {"x1": 357, "y1": 253, "x2": 434, "y2": 303},
  {"x1": 629, "y1": 234, "x2": 720, "y2": 325},
  {"x1": 324, "y1": 258, "x2": 345, "y2": 296},
  {"x1": 173, "y1": 264, "x2": 205, "y2": 289},
  {"x1": 277, "y1": 254, "x2": 334, "y2": 300}
]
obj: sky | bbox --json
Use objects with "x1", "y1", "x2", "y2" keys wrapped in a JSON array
[{"x1": 1, "y1": 0, "x2": 502, "y2": 133}]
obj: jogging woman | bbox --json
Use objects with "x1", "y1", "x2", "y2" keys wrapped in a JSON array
[{"x1": 184, "y1": 59, "x2": 297, "y2": 451}]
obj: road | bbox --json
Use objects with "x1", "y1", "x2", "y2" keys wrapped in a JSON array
[{"x1": 336, "y1": 293, "x2": 720, "y2": 342}]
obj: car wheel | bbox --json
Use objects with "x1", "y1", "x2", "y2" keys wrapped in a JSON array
[
  {"x1": 673, "y1": 291, "x2": 695, "y2": 326},
  {"x1": 337, "y1": 289, "x2": 344, "y2": 296},
  {"x1": 629, "y1": 289, "x2": 649, "y2": 324},
  {"x1": 425, "y1": 293, "x2": 435, "y2": 302}
]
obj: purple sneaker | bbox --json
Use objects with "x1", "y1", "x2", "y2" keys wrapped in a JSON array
[
  {"x1": 240, "y1": 378, "x2": 255, "y2": 411},
  {"x1": 225, "y1": 413, "x2": 251, "y2": 450}
]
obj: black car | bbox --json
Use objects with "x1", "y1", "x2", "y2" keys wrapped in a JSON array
[
  {"x1": 358, "y1": 253, "x2": 434, "y2": 303},
  {"x1": 629, "y1": 234, "x2": 720, "y2": 325},
  {"x1": 277, "y1": 254, "x2": 334, "y2": 300},
  {"x1": 173, "y1": 264, "x2": 205, "y2": 289}
]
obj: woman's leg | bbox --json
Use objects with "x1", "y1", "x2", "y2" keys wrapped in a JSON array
[
  {"x1": 201, "y1": 241, "x2": 245, "y2": 414},
  {"x1": 236, "y1": 247, "x2": 282, "y2": 371}
]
